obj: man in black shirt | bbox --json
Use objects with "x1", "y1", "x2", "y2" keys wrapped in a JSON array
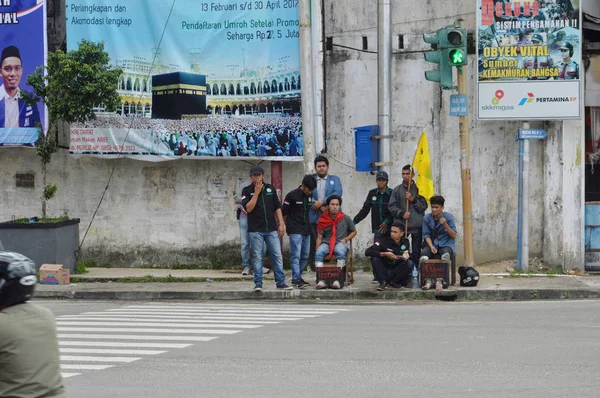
[
  {"x1": 365, "y1": 222, "x2": 414, "y2": 291},
  {"x1": 282, "y1": 175, "x2": 317, "y2": 289},
  {"x1": 242, "y1": 166, "x2": 293, "y2": 292},
  {"x1": 353, "y1": 170, "x2": 393, "y2": 282}
]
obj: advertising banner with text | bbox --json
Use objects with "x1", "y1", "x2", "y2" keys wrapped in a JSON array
[
  {"x1": 0, "y1": 0, "x2": 47, "y2": 147},
  {"x1": 66, "y1": 0, "x2": 303, "y2": 161},
  {"x1": 477, "y1": 0, "x2": 582, "y2": 120}
]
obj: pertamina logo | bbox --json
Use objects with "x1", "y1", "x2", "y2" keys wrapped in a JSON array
[
  {"x1": 481, "y1": 89, "x2": 514, "y2": 112},
  {"x1": 519, "y1": 93, "x2": 535, "y2": 106}
]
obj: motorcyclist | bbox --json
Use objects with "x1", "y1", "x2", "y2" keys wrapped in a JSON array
[{"x1": 0, "y1": 250, "x2": 65, "y2": 398}]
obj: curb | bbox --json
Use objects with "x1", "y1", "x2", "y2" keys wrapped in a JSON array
[{"x1": 33, "y1": 288, "x2": 600, "y2": 302}]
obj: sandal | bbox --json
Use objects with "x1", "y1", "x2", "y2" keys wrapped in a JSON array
[
  {"x1": 435, "y1": 278, "x2": 444, "y2": 292},
  {"x1": 421, "y1": 278, "x2": 432, "y2": 290}
]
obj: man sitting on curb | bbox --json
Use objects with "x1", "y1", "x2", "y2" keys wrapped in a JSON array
[
  {"x1": 420, "y1": 195, "x2": 457, "y2": 291},
  {"x1": 315, "y1": 195, "x2": 357, "y2": 289},
  {"x1": 365, "y1": 222, "x2": 413, "y2": 291}
]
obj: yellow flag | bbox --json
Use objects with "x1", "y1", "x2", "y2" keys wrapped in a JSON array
[{"x1": 412, "y1": 131, "x2": 434, "y2": 204}]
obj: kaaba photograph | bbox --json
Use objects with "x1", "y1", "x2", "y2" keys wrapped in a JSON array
[{"x1": 152, "y1": 72, "x2": 208, "y2": 119}]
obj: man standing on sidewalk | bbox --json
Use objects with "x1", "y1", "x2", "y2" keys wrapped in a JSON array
[
  {"x1": 353, "y1": 170, "x2": 393, "y2": 283},
  {"x1": 389, "y1": 165, "x2": 428, "y2": 264},
  {"x1": 282, "y1": 175, "x2": 317, "y2": 289},
  {"x1": 309, "y1": 155, "x2": 343, "y2": 271},
  {"x1": 242, "y1": 166, "x2": 293, "y2": 292}
]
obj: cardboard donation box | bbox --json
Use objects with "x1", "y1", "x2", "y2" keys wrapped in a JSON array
[
  {"x1": 39, "y1": 264, "x2": 70, "y2": 285},
  {"x1": 420, "y1": 260, "x2": 450, "y2": 288}
]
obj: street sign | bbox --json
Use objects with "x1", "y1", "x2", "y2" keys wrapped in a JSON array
[
  {"x1": 517, "y1": 128, "x2": 548, "y2": 140},
  {"x1": 449, "y1": 94, "x2": 468, "y2": 116}
]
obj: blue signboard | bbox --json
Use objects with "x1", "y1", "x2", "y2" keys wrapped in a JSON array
[
  {"x1": 449, "y1": 94, "x2": 468, "y2": 117},
  {"x1": 518, "y1": 129, "x2": 548, "y2": 140}
]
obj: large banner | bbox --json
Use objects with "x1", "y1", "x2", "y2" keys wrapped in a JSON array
[
  {"x1": 477, "y1": 0, "x2": 582, "y2": 120},
  {"x1": 0, "y1": 0, "x2": 46, "y2": 147},
  {"x1": 66, "y1": 0, "x2": 303, "y2": 160}
]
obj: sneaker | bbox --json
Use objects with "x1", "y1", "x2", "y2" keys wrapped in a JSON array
[
  {"x1": 300, "y1": 278, "x2": 311, "y2": 287},
  {"x1": 331, "y1": 280, "x2": 341, "y2": 289},
  {"x1": 435, "y1": 278, "x2": 444, "y2": 292},
  {"x1": 371, "y1": 278, "x2": 379, "y2": 284},
  {"x1": 419, "y1": 256, "x2": 429, "y2": 263},
  {"x1": 316, "y1": 280, "x2": 327, "y2": 290},
  {"x1": 263, "y1": 267, "x2": 271, "y2": 274},
  {"x1": 376, "y1": 283, "x2": 387, "y2": 291},
  {"x1": 296, "y1": 280, "x2": 309, "y2": 289},
  {"x1": 254, "y1": 284, "x2": 263, "y2": 292},
  {"x1": 421, "y1": 278, "x2": 432, "y2": 290},
  {"x1": 276, "y1": 283, "x2": 293, "y2": 290},
  {"x1": 241, "y1": 267, "x2": 251, "y2": 276},
  {"x1": 441, "y1": 253, "x2": 451, "y2": 261}
]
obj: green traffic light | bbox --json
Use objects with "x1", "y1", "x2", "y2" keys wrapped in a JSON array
[{"x1": 449, "y1": 49, "x2": 464, "y2": 65}]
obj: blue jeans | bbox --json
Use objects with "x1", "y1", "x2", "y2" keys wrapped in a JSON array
[
  {"x1": 249, "y1": 231, "x2": 285, "y2": 286},
  {"x1": 315, "y1": 241, "x2": 349, "y2": 262},
  {"x1": 239, "y1": 213, "x2": 250, "y2": 268},
  {"x1": 289, "y1": 234, "x2": 311, "y2": 282}
]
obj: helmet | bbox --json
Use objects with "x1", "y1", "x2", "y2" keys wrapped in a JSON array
[
  {"x1": 0, "y1": 251, "x2": 37, "y2": 309},
  {"x1": 458, "y1": 266, "x2": 480, "y2": 287}
]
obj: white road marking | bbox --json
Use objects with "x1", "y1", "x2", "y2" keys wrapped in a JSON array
[
  {"x1": 59, "y1": 341, "x2": 191, "y2": 349},
  {"x1": 57, "y1": 334, "x2": 219, "y2": 341},
  {"x1": 61, "y1": 364, "x2": 115, "y2": 370},
  {"x1": 57, "y1": 316, "x2": 281, "y2": 324},
  {"x1": 61, "y1": 372, "x2": 81, "y2": 378},
  {"x1": 59, "y1": 348, "x2": 167, "y2": 355},
  {"x1": 60, "y1": 356, "x2": 141, "y2": 363},
  {"x1": 57, "y1": 327, "x2": 240, "y2": 334},
  {"x1": 56, "y1": 321, "x2": 261, "y2": 329}
]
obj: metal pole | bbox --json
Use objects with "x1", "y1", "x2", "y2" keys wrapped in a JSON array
[
  {"x1": 377, "y1": 0, "x2": 392, "y2": 177},
  {"x1": 456, "y1": 59, "x2": 475, "y2": 268},
  {"x1": 520, "y1": 122, "x2": 530, "y2": 272},
  {"x1": 516, "y1": 137, "x2": 523, "y2": 270},
  {"x1": 311, "y1": 0, "x2": 325, "y2": 156},
  {"x1": 299, "y1": 0, "x2": 316, "y2": 174}
]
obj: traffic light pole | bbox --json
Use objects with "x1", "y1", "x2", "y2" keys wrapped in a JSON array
[{"x1": 456, "y1": 64, "x2": 475, "y2": 268}]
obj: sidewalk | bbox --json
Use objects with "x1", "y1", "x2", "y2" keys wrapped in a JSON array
[{"x1": 34, "y1": 267, "x2": 600, "y2": 302}]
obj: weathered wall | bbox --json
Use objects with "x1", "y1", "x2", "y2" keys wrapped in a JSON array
[{"x1": 0, "y1": 148, "x2": 304, "y2": 266}]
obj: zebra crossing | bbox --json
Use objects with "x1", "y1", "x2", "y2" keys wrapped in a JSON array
[{"x1": 56, "y1": 303, "x2": 350, "y2": 378}]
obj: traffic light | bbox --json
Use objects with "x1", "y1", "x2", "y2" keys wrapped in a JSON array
[
  {"x1": 444, "y1": 28, "x2": 467, "y2": 66},
  {"x1": 423, "y1": 30, "x2": 453, "y2": 89}
]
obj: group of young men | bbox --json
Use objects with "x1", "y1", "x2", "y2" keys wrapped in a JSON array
[{"x1": 237, "y1": 156, "x2": 457, "y2": 292}]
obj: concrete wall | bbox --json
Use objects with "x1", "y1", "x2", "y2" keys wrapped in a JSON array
[{"x1": 0, "y1": 0, "x2": 584, "y2": 268}]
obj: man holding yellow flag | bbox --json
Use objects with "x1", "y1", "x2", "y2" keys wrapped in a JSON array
[{"x1": 388, "y1": 132, "x2": 432, "y2": 263}]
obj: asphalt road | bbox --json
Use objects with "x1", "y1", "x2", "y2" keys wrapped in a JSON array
[{"x1": 36, "y1": 300, "x2": 600, "y2": 398}]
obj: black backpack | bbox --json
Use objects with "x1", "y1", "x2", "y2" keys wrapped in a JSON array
[{"x1": 458, "y1": 266, "x2": 479, "y2": 287}]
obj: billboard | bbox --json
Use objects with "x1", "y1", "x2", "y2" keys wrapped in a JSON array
[
  {"x1": 477, "y1": 0, "x2": 582, "y2": 120},
  {"x1": 0, "y1": 0, "x2": 47, "y2": 147},
  {"x1": 66, "y1": 0, "x2": 303, "y2": 160}
]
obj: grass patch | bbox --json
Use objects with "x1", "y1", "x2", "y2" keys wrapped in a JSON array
[
  {"x1": 75, "y1": 261, "x2": 89, "y2": 274},
  {"x1": 11, "y1": 215, "x2": 70, "y2": 224}
]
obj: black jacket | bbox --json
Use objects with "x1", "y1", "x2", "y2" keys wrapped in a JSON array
[
  {"x1": 353, "y1": 187, "x2": 393, "y2": 233},
  {"x1": 242, "y1": 183, "x2": 281, "y2": 233},
  {"x1": 282, "y1": 187, "x2": 312, "y2": 236},
  {"x1": 365, "y1": 236, "x2": 411, "y2": 267}
]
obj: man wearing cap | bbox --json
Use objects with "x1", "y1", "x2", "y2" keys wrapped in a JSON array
[
  {"x1": 282, "y1": 174, "x2": 317, "y2": 288},
  {"x1": 388, "y1": 165, "x2": 428, "y2": 264},
  {"x1": 0, "y1": 45, "x2": 41, "y2": 129},
  {"x1": 241, "y1": 166, "x2": 293, "y2": 291},
  {"x1": 520, "y1": 33, "x2": 555, "y2": 80},
  {"x1": 353, "y1": 170, "x2": 393, "y2": 282},
  {"x1": 555, "y1": 42, "x2": 579, "y2": 80}
]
